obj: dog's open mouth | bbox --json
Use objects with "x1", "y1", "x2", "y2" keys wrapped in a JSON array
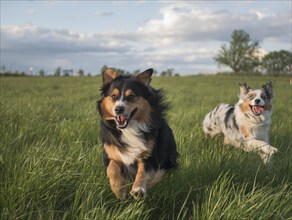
[
  {"x1": 250, "y1": 105, "x2": 265, "y2": 116},
  {"x1": 115, "y1": 108, "x2": 137, "y2": 129},
  {"x1": 116, "y1": 115, "x2": 128, "y2": 128}
]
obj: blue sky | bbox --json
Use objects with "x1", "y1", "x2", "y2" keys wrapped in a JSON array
[{"x1": 1, "y1": 1, "x2": 291, "y2": 75}]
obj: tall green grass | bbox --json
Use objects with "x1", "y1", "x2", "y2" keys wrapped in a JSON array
[{"x1": 1, "y1": 76, "x2": 291, "y2": 219}]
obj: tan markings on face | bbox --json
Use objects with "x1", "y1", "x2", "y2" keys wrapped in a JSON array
[
  {"x1": 246, "y1": 92, "x2": 256, "y2": 100},
  {"x1": 104, "y1": 144, "x2": 122, "y2": 162},
  {"x1": 100, "y1": 88, "x2": 121, "y2": 120},
  {"x1": 125, "y1": 89, "x2": 135, "y2": 97},
  {"x1": 130, "y1": 97, "x2": 152, "y2": 123},
  {"x1": 110, "y1": 88, "x2": 120, "y2": 98},
  {"x1": 100, "y1": 97, "x2": 115, "y2": 120},
  {"x1": 241, "y1": 126, "x2": 249, "y2": 138},
  {"x1": 240, "y1": 92, "x2": 257, "y2": 113},
  {"x1": 239, "y1": 101, "x2": 251, "y2": 113}
]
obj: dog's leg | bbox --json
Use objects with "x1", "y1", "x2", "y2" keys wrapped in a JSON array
[
  {"x1": 130, "y1": 160, "x2": 147, "y2": 199},
  {"x1": 243, "y1": 139, "x2": 278, "y2": 163},
  {"x1": 107, "y1": 160, "x2": 127, "y2": 200},
  {"x1": 224, "y1": 136, "x2": 231, "y2": 145}
]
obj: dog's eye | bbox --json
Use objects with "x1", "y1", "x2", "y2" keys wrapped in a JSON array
[
  {"x1": 244, "y1": 95, "x2": 250, "y2": 101},
  {"x1": 126, "y1": 95, "x2": 136, "y2": 101},
  {"x1": 246, "y1": 94, "x2": 254, "y2": 100},
  {"x1": 111, "y1": 95, "x2": 117, "y2": 100}
]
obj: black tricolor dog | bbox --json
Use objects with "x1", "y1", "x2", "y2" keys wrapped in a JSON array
[{"x1": 97, "y1": 68, "x2": 178, "y2": 199}]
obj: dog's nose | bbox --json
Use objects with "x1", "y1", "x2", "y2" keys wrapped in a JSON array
[
  {"x1": 255, "y1": 99, "x2": 261, "y2": 104},
  {"x1": 115, "y1": 106, "x2": 125, "y2": 115}
]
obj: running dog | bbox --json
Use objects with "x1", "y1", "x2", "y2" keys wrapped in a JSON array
[
  {"x1": 97, "y1": 68, "x2": 178, "y2": 199},
  {"x1": 203, "y1": 82, "x2": 278, "y2": 163}
]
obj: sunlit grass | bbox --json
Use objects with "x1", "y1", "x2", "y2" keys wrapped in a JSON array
[{"x1": 0, "y1": 75, "x2": 291, "y2": 219}]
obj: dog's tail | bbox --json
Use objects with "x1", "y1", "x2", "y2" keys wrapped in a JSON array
[{"x1": 146, "y1": 169, "x2": 165, "y2": 189}]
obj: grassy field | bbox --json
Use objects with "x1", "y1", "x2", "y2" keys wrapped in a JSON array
[{"x1": 0, "y1": 75, "x2": 291, "y2": 219}]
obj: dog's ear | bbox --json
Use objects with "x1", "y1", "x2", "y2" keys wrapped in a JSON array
[
  {"x1": 136, "y1": 68, "x2": 153, "y2": 86},
  {"x1": 239, "y1": 82, "x2": 251, "y2": 95},
  {"x1": 262, "y1": 81, "x2": 273, "y2": 99},
  {"x1": 102, "y1": 68, "x2": 118, "y2": 85}
]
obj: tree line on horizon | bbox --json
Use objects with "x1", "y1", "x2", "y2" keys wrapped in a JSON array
[
  {"x1": 0, "y1": 65, "x2": 181, "y2": 77},
  {"x1": 214, "y1": 29, "x2": 291, "y2": 75},
  {"x1": 1, "y1": 29, "x2": 291, "y2": 77}
]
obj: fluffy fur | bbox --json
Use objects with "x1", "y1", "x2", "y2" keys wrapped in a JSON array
[
  {"x1": 203, "y1": 82, "x2": 278, "y2": 163},
  {"x1": 97, "y1": 68, "x2": 178, "y2": 200}
]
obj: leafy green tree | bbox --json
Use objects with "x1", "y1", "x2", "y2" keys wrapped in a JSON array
[
  {"x1": 63, "y1": 69, "x2": 73, "y2": 77},
  {"x1": 262, "y1": 50, "x2": 292, "y2": 75},
  {"x1": 77, "y1": 68, "x2": 84, "y2": 76},
  {"x1": 166, "y1": 68, "x2": 174, "y2": 76},
  {"x1": 39, "y1": 69, "x2": 45, "y2": 77},
  {"x1": 160, "y1": 71, "x2": 167, "y2": 76},
  {"x1": 1, "y1": 65, "x2": 6, "y2": 73},
  {"x1": 54, "y1": 66, "x2": 61, "y2": 76},
  {"x1": 214, "y1": 29, "x2": 260, "y2": 74}
]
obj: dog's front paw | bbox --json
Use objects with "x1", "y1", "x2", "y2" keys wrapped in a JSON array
[
  {"x1": 130, "y1": 186, "x2": 147, "y2": 200},
  {"x1": 260, "y1": 145, "x2": 278, "y2": 164},
  {"x1": 111, "y1": 186, "x2": 127, "y2": 200}
]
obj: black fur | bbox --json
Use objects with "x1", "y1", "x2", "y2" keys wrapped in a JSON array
[
  {"x1": 224, "y1": 105, "x2": 234, "y2": 128},
  {"x1": 97, "y1": 74, "x2": 178, "y2": 178}
]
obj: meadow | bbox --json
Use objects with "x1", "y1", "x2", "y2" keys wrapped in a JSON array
[{"x1": 0, "y1": 75, "x2": 291, "y2": 220}]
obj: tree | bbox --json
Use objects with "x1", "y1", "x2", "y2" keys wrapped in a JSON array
[
  {"x1": 77, "y1": 68, "x2": 84, "y2": 76},
  {"x1": 63, "y1": 69, "x2": 73, "y2": 77},
  {"x1": 1, "y1": 65, "x2": 6, "y2": 73},
  {"x1": 160, "y1": 71, "x2": 167, "y2": 76},
  {"x1": 39, "y1": 69, "x2": 45, "y2": 77},
  {"x1": 262, "y1": 50, "x2": 292, "y2": 75},
  {"x1": 54, "y1": 66, "x2": 61, "y2": 76},
  {"x1": 214, "y1": 29, "x2": 260, "y2": 74},
  {"x1": 166, "y1": 68, "x2": 174, "y2": 76}
]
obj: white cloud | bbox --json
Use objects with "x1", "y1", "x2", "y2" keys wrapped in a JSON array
[
  {"x1": 1, "y1": 24, "x2": 133, "y2": 74},
  {"x1": 137, "y1": 2, "x2": 291, "y2": 45},
  {"x1": 1, "y1": 2, "x2": 291, "y2": 75},
  {"x1": 26, "y1": 8, "x2": 35, "y2": 14},
  {"x1": 1, "y1": 24, "x2": 130, "y2": 55}
]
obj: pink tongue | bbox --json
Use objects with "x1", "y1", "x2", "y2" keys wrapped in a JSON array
[
  {"x1": 254, "y1": 106, "x2": 264, "y2": 113},
  {"x1": 118, "y1": 116, "x2": 127, "y2": 124}
]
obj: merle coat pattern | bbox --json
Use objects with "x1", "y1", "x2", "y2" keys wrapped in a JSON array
[{"x1": 203, "y1": 82, "x2": 278, "y2": 163}]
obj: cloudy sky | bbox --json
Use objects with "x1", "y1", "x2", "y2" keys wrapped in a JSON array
[{"x1": 1, "y1": 1, "x2": 291, "y2": 75}]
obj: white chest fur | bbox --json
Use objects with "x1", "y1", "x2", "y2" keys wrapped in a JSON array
[{"x1": 119, "y1": 120, "x2": 150, "y2": 165}]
